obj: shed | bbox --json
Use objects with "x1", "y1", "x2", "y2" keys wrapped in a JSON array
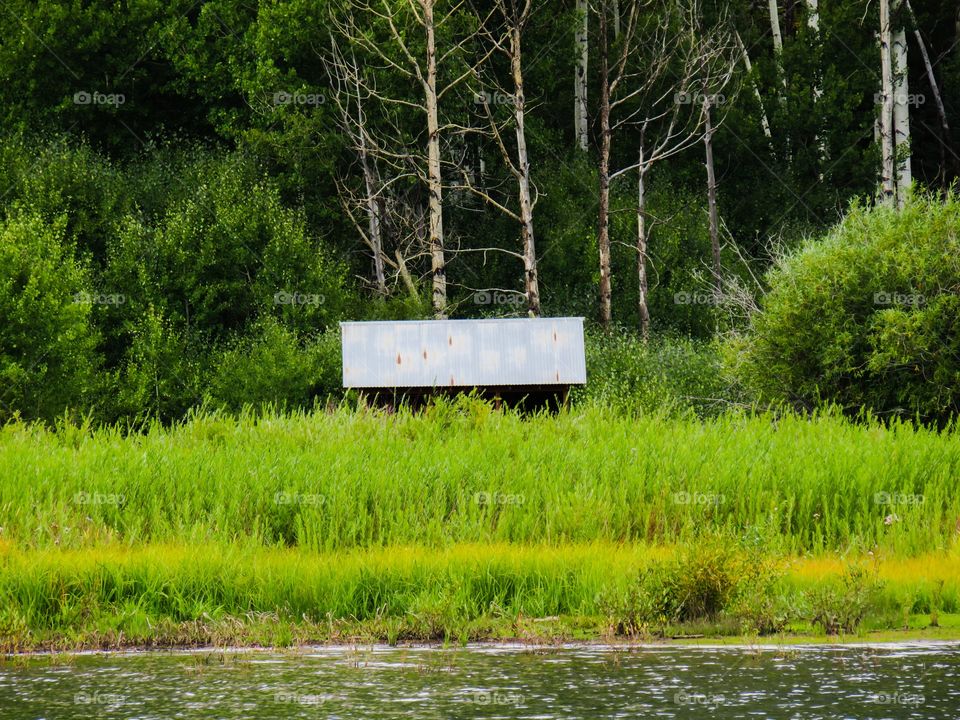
[{"x1": 341, "y1": 317, "x2": 586, "y2": 408}]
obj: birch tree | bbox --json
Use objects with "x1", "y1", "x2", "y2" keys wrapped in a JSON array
[
  {"x1": 594, "y1": 0, "x2": 733, "y2": 334},
  {"x1": 325, "y1": 40, "x2": 388, "y2": 295},
  {"x1": 332, "y1": 0, "x2": 481, "y2": 317},
  {"x1": 574, "y1": 0, "x2": 590, "y2": 151},
  {"x1": 892, "y1": 0, "x2": 911, "y2": 204},
  {"x1": 879, "y1": 0, "x2": 897, "y2": 206},
  {"x1": 460, "y1": 0, "x2": 542, "y2": 316}
]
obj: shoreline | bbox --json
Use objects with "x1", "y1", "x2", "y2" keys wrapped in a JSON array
[
  {"x1": 7, "y1": 630, "x2": 960, "y2": 658},
  {"x1": 5, "y1": 614, "x2": 960, "y2": 656}
]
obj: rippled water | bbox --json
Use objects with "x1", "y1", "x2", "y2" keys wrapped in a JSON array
[{"x1": 2, "y1": 642, "x2": 959, "y2": 719}]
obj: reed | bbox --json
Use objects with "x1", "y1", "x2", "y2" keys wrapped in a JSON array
[
  {"x1": 2, "y1": 543, "x2": 959, "y2": 651},
  {"x1": 1, "y1": 402, "x2": 958, "y2": 555}
]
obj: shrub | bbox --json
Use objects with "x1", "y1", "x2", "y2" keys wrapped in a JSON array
[
  {"x1": 105, "y1": 308, "x2": 206, "y2": 423},
  {"x1": 602, "y1": 537, "x2": 792, "y2": 635},
  {"x1": 732, "y1": 194, "x2": 960, "y2": 423},
  {"x1": 206, "y1": 320, "x2": 341, "y2": 413},
  {"x1": 0, "y1": 213, "x2": 99, "y2": 423},
  {"x1": 576, "y1": 330, "x2": 742, "y2": 415},
  {"x1": 805, "y1": 565, "x2": 882, "y2": 635}
]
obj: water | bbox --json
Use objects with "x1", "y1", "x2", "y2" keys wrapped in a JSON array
[{"x1": 2, "y1": 643, "x2": 959, "y2": 719}]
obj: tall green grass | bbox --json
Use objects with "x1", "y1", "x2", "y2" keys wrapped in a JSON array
[
  {"x1": 2, "y1": 543, "x2": 959, "y2": 650},
  {"x1": 1, "y1": 402, "x2": 958, "y2": 555}
]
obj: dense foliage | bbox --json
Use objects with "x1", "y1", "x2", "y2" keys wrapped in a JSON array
[{"x1": 734, "y1": 194, "x2": 960, "y2": 423}]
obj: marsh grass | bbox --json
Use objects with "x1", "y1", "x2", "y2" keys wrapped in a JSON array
[
  {"x1": 2, "y1": 543, "x2": 960, "y2": 651},
  {"x1": 1, "y1": 402, "x2": 958, "y2": 554}
]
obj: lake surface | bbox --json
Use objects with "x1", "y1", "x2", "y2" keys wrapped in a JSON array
[{"x1": 2, "y1": 642, "x2": 959, "y2": 719}]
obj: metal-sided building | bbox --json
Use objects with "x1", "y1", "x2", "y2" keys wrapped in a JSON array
[{"x1": 341, "y1": 317, "x2": 586, "y2": 407}]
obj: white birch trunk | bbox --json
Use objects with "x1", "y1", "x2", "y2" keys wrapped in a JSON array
[
  {"x1": 704, "y1": 99, "x2": 722, "y2": 291},
  {"x1": 879, "y1": 0, "x2": 897, "y2": 206},
  {"x1": 574, "y1": 0, "x2": 589, "y2": 151},
  {"x1": 636, "y1": 151, "x2": 650, "y2": 340},
  {"x1": 806, "y1": 0, "x2": 827, "y2": 168},
  {"x1": 734, "y1": 30, "x2": 772, "y2": 141},
  {"x1": 423, "y1": 0, "x2": 447, "y2": 316},
  {"x1": 510, "y1": 25, "x2": 540, "y2": 317},
  {"x1": 892, "y1": 4, "x2": 911, "y2": 205}
]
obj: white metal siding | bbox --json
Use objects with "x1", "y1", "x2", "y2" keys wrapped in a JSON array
[{"x1": 341, "y1": 318, "x2": 586, "y2": 388}]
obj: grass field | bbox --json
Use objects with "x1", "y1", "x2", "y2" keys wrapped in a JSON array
[
  {"x1": 2, "y1": 542, "x2": 959, "y2": 651},
  {"x1": 1, "y1": 401, "x2": 958, "y2": 554},
  {"x1": 2, "y1": 402, "x2": 959, "y2": 649}
]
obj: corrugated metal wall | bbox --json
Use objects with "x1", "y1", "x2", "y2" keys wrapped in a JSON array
[{"x1": 341, "y1": 318, "x2": 586, "y2": 388}]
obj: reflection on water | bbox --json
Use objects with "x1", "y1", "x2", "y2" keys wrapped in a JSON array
[{"x1": 2, "y1": 642, "x2": 959, "y2": 719}]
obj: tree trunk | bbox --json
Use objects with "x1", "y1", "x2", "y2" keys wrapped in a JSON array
[
  {"x1": 768, "y1": 0, "x2": 784, "y2": 54},
  {"x1": 423, "y1": 0, "x2": 447, "y2": 316},
  {"x1": 358, "y1": 126, "x2": 387, "y2": 295},
  {"x1": 574, "y1": 0, "x2": 589, "y2": 151},
  {"x1": 905, "y1": 0, "x2": 956, "y2": 182},
  {"x1": 511, "y1": 25, "x2": 540, "y2": 317},
  {"x1": 879, "y1": 0, "x2": 896, "y2": 206},
  {"x1": 597, "y1": 5, "x2": 612, "y2": 329},
  {"x1": 806, "y1": 0, "x2": 827, "y2": 169},
  {"x1": 892, "y1": 3, "x2": 911, "y2": 206},
  {"x1": 704, "y1": 99, "x2": 722, "y2": 291},
  {"x1": 734, "y1": 30, "x2": 772, "y2": 142},
  {"x1": 636, "y1": 151, "x2": 650, "y2": 341},
  {"x1": 768, "y1": 0, "x2": 789, "y2": 157}
]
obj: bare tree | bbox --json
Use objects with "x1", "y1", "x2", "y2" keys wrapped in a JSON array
[
  {"x1": 596, "y1": 0, "x2": 734, "y2": 334},
  {"x1": 460, "y1": 0, "x2": 542, "y2": 316},
  {"x1": 905, "y1": 0, "x2": 956, "y2": 183},
  {"x1": 325, "y1": 40, "x2": 388, "y2": 295},
  {"x1": 331, "y1": 0, "x2": 485, "y2": 317},
  {"x1": 596, "y1": 0, "x2": 616, "y2": 328}
]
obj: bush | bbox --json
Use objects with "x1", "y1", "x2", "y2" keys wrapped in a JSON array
[
  {"x1": 0, "y1": 213, "x2": 100, "y2": 423},
  {"x1": 732, "y1": 194, "x2": 960, "y2": 423},
  {"x1": 206, "y1": 320, "x2": 341, "y2": 413},
  {"x1": 602, "y1": 537, "x2": 788, "y2": 635},
  {"x1": 575, "y1": 330, "x2": 743, "y2": 415},
  {"x1": 805, "y1": 565, "x2": 882, "y2": 635},
  {"x1": 105, "y1": 308, "x2": 206, "y2": 423}
]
